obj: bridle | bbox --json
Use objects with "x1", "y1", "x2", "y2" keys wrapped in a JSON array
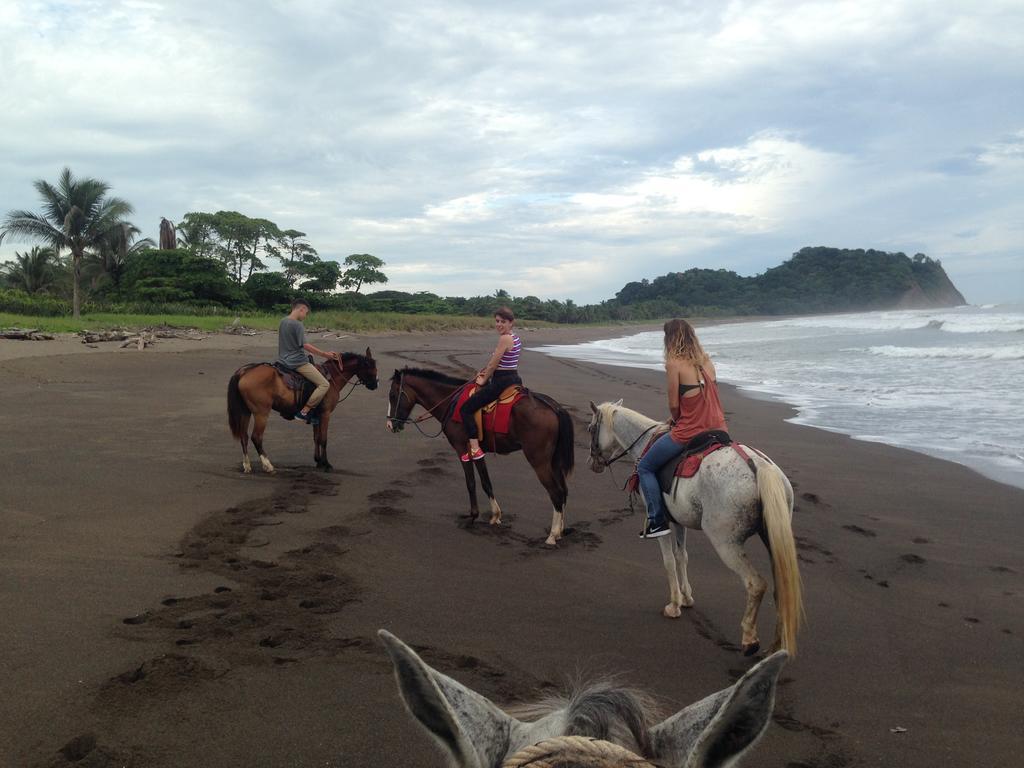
[
  {"x1": 589, "y1": 407, "x2": 663, "y2": 469},
  {"x1": 327, "y1": 357, "x2": 377, "y2": 403},
  {"x1": 387, "y1": 370, "x2": 470, "y2": 438}
]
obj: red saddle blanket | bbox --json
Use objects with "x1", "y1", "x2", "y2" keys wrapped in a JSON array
[
  {"x1": 627, "y1": 432, "x2": 741, "y2": 494},
  {"x1": 451, "y1": 384, "x2": 524, "y2": 435}
]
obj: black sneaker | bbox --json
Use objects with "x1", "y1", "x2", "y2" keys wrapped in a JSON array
[
  {"x1": 639, "y1": 519, "x2": 672, "y2": 539},
  {"x1": 297, "y1": 410, "x2": 320, "y2": 425}
]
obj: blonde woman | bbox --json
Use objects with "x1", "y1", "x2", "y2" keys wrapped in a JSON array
[{"x1": 637, "y1": 318, "x2": 728, "y2": 538}]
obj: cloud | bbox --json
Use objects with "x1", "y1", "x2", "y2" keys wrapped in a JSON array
[{"x1": 2, "y1": 0, "x2": 1023, "y2": 304}]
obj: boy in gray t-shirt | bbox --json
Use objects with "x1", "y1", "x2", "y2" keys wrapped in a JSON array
[{"x1": 277, "y1": 298, "x2": 338, "y2": 424}]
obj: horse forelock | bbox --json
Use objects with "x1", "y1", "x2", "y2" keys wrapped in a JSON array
[{"x1": 510, "y1": 680, "x2": 661, "y2": 758}]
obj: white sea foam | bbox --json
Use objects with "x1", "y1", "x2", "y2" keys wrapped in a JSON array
[
  {"x1": 865, "y1": 344, "x2": 1024, "y2": 360},
  {"x1": 533, "y1": 305, "x2": 1024, "y2": 490}
]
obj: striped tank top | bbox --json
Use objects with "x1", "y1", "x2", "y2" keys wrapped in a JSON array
[{"x1": 497, "y1": 333, "x2": 521, "y2": 370}]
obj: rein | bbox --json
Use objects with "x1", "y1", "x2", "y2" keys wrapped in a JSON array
[
  {"x1": 389, "y1": 371, "x2": 470, "y2": 438},
  {"x1": 595, "y1": 416, "x2": 663, "y2": 468},
  {"x1": 502, "y1": 736, "x2": 656, "y2": 768}
]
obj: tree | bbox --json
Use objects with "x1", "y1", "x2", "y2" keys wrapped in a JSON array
[
  {"x1": 300, "y1": 259, "x2": 342, "y2": 293},
  {"x1": 2, "y1": 167, "x2": 134, "y2": 317},
  {"x1": 1, "y1": 246, "x2": 61, "y2": 294},
  {"x1": 85, "y1": 223, "x2": 155, "y2": 291},
  {"x1": 278, "y1": 229, "x2": 319, "y2": 287},
  {"x1": 159, "y1": 217, "x2": 176, "y2": 250},
  {"x1": 340, "y1": 253, "x2": 387, "y2": 293},
  {"x1": 245, "y1": 271, "x2": 292, "y2": 309},
  {"x1": 122, "y1": 248, "x2": 242, "y2": 306}
]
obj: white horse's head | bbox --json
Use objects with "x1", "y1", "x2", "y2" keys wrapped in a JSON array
[
  {"x1": 586, "y1": 399, "x2": 624, "y2": 474},
  {"x1": 380, "y1": 628, "x2": 788, "y2": 768}
]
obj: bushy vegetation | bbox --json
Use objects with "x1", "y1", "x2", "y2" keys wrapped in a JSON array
[{"x1": 2, "y1": 169, "x2": 965, "y2": 328}]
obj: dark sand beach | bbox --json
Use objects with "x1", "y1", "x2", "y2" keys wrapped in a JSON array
[{"x1": 1, "y1": 326, "x2": 1022, "y2": 767}]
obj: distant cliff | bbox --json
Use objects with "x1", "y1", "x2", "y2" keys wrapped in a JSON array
[{"x1": 613, "y1": 247, "x2": 967, "y2": 316}]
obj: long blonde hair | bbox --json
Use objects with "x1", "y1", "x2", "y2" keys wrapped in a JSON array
[{"x1": 663, "y1": 318, "x2": 709, "y2": 365}]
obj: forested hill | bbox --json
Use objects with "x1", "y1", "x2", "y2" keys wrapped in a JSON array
[{"x1": 614, "y1": 247, "x2": 967, "y2": 316}]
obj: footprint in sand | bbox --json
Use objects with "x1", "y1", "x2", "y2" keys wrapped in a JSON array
[
  {"x1": 900, "y1": 554, "x2": 926, "y2": 565},
  {"x1": 990, "y1": 565, "x2": 1016, "y2": 574},
  {"x1": 368, "y1": 489, "x2": 412, "y2": 504},
  {"x1": 122, "y1": 613, "x2": 149, "y2": 625},
  {"x1": 913, "y1": 537, "x2": 931, "y2": 544},
  {"x1": 842, "y1": 524, "x2": 877, "y2": 537},
  {"x1": 370, "y1": 505, "x2": 407, "y2": 517}
]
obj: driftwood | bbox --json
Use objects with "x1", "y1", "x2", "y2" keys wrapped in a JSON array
[
  {"x1": 0, "y1": 327, "x2": 55, "y2": 341},
  {"x1": 223, "y1": 324, "x2": 258, "y2": 336},
  {"x1": 79, "y1": 326, "x2": 207, "y2": 347}
]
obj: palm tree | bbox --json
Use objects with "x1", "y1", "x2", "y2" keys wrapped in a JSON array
[
  {"x1": 84, "y1": 222, "x2": 155, "y2": 291},
  {"x1": 1, "y1": 167, "x2": 135, "y2": 317},
  {"x1": 1, "y1": 245, "x2": 61, "y2": 294}
]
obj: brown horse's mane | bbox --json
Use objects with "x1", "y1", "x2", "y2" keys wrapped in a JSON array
[
  {"x1": 390, "y1": 366, "x2": 465, "y2": 388},
  {"x1": 340, "y1": 351, "x2": 370, "y2": 365}
]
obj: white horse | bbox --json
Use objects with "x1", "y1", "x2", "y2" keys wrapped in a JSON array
[
  {"x1": 587, "y1": 400, "x2": 803, "y2": 656},
  {"x1": 380, "y1": 629, "x2": 789, "y2": 768}
]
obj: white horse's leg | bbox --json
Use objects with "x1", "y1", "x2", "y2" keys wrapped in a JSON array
[
  {"x1": 659, "y1": 533, "x2": 684, "y2": 618},
  {"x1": 673, "y1": 524, "x2": 693, "y2": 607},
  {"x1": 545, "y1": 507, "x2": 564, "y2": 546},
  {"x1": 707, "y1": 533, "x2": 767, "y2": 655},
  {"x1": 489, "y1": 497, "x2": 503, "y2": 526}
]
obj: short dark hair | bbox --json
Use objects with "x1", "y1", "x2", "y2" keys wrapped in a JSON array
[
  {"x1": 291, "y1": 298, "x2": 311, "y2": 310},
  {"x1": 494, "y1": 306, "x2": 515, "y2": 322}
]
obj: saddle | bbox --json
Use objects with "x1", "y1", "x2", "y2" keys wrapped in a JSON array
[
  {"x1": 451, "y1": 384, "x2": 526, "y2": 437},
  {"x1": 272, "y1": 359, "x2": 327, "y2": 416},
  {"x1": 655, "y1": 429, "x2": 733, "y2": 492},
  {"x1": 626, "y1": 429, "x2": 736, "y2": 494}
]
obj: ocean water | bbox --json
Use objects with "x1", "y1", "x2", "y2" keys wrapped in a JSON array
[{"x1": 534, "y1": 305, "x2": 1024, "y2": 490}]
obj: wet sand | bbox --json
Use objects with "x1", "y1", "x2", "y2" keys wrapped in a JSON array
[{"x1": 1, "y1": 326, "x2": 1022, "y2": 767}]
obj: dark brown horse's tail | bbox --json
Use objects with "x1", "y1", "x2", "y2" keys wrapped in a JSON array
[
  {"x1": 532, "y1": 392, "x2": 575, "y2": 480},
  {"x1": 553, "y1": 407, "x2": 575, "y2": 479},
  {"x1": 227, "y1": 371, "x2": 250, "y2": 440}
]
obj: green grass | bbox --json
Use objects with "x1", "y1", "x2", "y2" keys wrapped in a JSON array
[{"x1": 0, "y1": 310, "x2": 528, "y2": 334}]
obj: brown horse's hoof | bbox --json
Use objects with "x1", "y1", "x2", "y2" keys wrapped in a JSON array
[{"x1": 742, "y1": 641, "x2": 760, "y2": 657}]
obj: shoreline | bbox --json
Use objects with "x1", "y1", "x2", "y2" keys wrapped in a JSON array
[{"x1": 2, "y1": 325, "x2": 1022, "y2": 767}]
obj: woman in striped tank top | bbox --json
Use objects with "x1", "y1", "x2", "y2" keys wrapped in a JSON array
[{"x1": 459, "y1": 306, "x2": 523, "y2": 461}]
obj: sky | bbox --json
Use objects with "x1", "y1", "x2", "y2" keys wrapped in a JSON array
[{"x1": 1, "y1": 0, "x2": 1022, "y2": 305}]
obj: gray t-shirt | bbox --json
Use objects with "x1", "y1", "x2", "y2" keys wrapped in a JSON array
[{"x1": 277, "y1": 317, "x2": 308, "y2": 368}]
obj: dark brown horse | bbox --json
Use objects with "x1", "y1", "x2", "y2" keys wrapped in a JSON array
[
  {"x1": 385, "y1": 367, "x2": 574, "y2": 544},
  {"x1": 227, "y1": 349, "x2": 378, "y2": 473}
]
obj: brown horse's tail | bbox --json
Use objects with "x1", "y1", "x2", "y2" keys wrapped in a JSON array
[{"x1": 227, "y1": 371, "x2": 251, "y2": 440}]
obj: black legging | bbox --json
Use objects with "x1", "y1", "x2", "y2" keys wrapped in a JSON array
[{"x1": 460, "y1": 370, "x2": 522, "y2": 439}]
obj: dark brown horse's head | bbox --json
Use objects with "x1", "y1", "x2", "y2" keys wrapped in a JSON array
[
  {"x1": 386, "y1": 368, "x2": 415, "y2": 432},
  {"x1": 334, "y1": 347, "x2": 379, "y2": 390}
]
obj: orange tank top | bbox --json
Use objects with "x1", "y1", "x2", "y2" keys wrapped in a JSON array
[{"x1": 670, "y1": 366, "x2": 727, "y2": 442}]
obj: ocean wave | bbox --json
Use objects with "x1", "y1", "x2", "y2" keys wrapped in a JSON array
[
  {"x1": 736, "y1": 309, "x2": 1024, "y2": 336},
  {"x1": 865, "y1": 344, "x2": 1024, "y2": 360}
]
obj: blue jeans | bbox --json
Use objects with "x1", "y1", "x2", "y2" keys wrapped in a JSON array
[{"x1": 637, "y1": 432, "x2": 686, "y2": 524}]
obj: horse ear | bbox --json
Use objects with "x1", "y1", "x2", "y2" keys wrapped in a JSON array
[
  {"x1": 366, "y1": 346, "x2": 373, "y2": 359},
  {"x1": 589, "y1": 400, "x2": 599, "y2": 414},
  {"x1": 613, "y1": 398, "x2": 623, "y2": 407},
  {"x1": 649, "y1": 651, "x2": 788, "y2": 768},
  {"x1": 378, "y1": 630, "x2": 515, "y2": 768}
]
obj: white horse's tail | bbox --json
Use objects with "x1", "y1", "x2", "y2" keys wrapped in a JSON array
[{"x1": 757, "y1": 459, "x2": 803, "y2": 656}]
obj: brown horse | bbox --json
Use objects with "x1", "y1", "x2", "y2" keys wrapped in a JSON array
[
  {"x1": 227, "y1": 349, "x2": 378, "y2": 473},
  {"x1": 385, "y1": 366, "x2": 574, "y2": 545}
]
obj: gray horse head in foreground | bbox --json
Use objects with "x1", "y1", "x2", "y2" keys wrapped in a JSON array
[{"x1": 380, "y1": 629, "x2": 788, "y2": 768}]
